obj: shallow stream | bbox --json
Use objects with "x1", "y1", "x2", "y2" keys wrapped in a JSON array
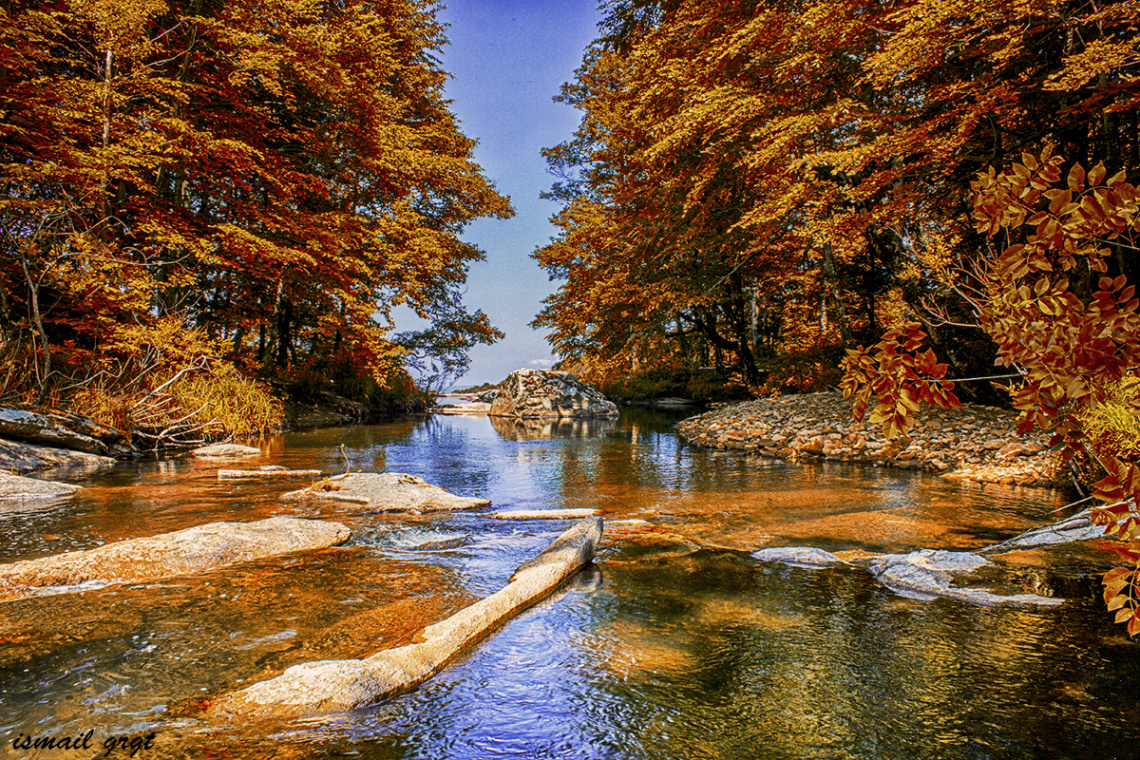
[{"x1": 1, "y1": 408, "x2": 1137, "y2": 759}]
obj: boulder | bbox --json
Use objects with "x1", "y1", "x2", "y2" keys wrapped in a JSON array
[
  {"x1": 0, "y1": 407, "x2": 128, "y2": 456},
  {"x1": 281, "y1": 472, "x2": 490, "y2": 513},
  {"x1": 0, "y1": 438, "x2": 117, "y2": 474},
  {"x1": 0, "y1": 473, "x2": 82, "y2": 500},
  {"x1": 488, "y1": 369, "x2": 619, "y2": 420},
  {"x1": 0, "y1": 517, "x2": 351, "y2": 601},
  {"x1": 209, "y1": 517, "x2": 602, "y2": 718}
]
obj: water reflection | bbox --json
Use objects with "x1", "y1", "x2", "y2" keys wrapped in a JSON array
[
  {"x1": 0, "y1": 409, "x2": 1135, "y2": 760},
  {"x1": 489, "y1": 415, "x2": 617, "y2": 441}
]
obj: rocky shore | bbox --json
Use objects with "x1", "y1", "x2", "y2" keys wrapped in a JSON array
[{"x1": 675, "y1": 391, "x2": 1061, "y2": 488}]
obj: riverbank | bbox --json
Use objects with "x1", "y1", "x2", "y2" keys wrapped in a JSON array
[{"x1": 675, "y1": 391, "x2": 1061, "y2": 488}]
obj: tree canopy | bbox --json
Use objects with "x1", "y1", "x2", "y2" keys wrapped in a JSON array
[{"x1": 1, "y1": 0, "x2": 511, "y2": 418}]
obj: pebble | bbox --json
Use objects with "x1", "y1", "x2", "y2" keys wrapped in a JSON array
[{"x1": 675, "y1": 391, "x2": 1059, "y2": 487}]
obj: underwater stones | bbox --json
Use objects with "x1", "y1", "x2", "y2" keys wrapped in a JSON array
[
  {"x1": 281, "y1": 472, "x2": 490, "y2": 513},
  {"x1": 868, "y1": 549, "x2": 1062, "y2": 607},
  {"x1": 0, "y1": 473, "x2": 82, "y2": 500},
  {"x1": 0, "y1": 517, "x2": 351, "y2": 600},
  {"x1": 209, "y1": 516, "x2": 603, "y2": 719},
  {"x1": 489, "y1": 369, "x2": 619, "y2": 420}
]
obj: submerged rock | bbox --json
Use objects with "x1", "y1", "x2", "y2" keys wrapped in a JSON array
[
  {"x1": 489, "y1": 369, "x2": 619, "y2": 420},
  {"x1": 868, "y1": 549, "x2": 1062, "y2": 607},
  {"x1": 209, "y1": 516, "x2": 603, "y2": 719},
  {"x1": 0, "y1": 473, "x2": 82, "y2": 500},
  {"x1": 751, "y1": 546, "x2": 845, "y2": 568},
  {"x1": 487, "y1": 508, "x2": 601, "y2": 520},
  {"x1": 0, "y1": 517, "x2": 351, "y2": 601},
  {"x1": 282, "y1": 472, "x2": 490, "y2": 513},
  {"x1": 976, "y1": 511, "x2": 1108, "y2": 555}
]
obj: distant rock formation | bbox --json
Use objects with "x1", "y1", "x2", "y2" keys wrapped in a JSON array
[{"x1": 488, "y1": 369, "x2": 619, "y2": 420}]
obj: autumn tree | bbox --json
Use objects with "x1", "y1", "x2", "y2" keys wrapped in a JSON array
[
  {"x1": 536, "y1": 0, "x2": 1140, "y2": 394},
  {"x1": 1, "y1": 0, "x2": 510, "y2": 431}
]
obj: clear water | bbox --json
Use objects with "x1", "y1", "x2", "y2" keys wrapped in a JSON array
[{"x1": 0, "y1": 409, "x2": 1136, "y2": 759}]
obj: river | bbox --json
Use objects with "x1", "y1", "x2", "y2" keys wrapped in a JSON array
[{"x1": 0, "y1": 408, "x2": 1137, "y2": 759}]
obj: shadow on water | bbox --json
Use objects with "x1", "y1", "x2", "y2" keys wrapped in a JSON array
[{"x1": 1, "y1": 408, "x2": 1137, "y2": 759}]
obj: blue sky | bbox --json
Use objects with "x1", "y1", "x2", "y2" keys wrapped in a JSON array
[{"x1": 427, "y1": 0, "x2": 603, "y2": 387}]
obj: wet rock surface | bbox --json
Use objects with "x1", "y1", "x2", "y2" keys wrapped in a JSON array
[
  {"x1": 675, "y1": 391, "x2": 1057, "y2": 486},
  {"x1": 209, "y1": 517, "x2": 603, "y2": 718},
  {"x1": 0, "y1": 517, "x2": 351, "y2": 600},
  {"x1": 0, "y1": 407, "x2": 130, "y2": 456},
  {"x1": 282, "y1": 472, "x2": 491, "y2": 513},
  {"x1": 489, "y1": 369, "x2": 619, "y2": 419}
]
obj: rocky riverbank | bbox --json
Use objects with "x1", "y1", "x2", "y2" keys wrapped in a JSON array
[{"x1": 675, "y1": 391, "x2": 1061, "y2": 488}]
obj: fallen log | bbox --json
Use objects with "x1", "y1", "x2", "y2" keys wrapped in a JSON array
[
  {"x1": 0, "y1": 517, "x2": 351, "y2": 601},
  {"x1": 218, "y1": 466, "x2": 323, "y2": 480},
  {"x1": 208, "y1": 516, "x2": 603, "y2": 719}
]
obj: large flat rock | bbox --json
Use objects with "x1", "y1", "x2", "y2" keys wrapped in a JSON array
[
  {"x1": 0, "y1": 517, "x2": 351, "y2": 601},
  {"x1": 0, "y1": 473, "x2": 82, "y2": 500},
  {"x1": 209, "y1": 517, "x2": 603, "y2": 718},
  {"x1": 0, "y1": 438, "x2": 117, "y2": 475},
  {"x1": 282, "y1": 472, "x2": 490, "y2": 513}
]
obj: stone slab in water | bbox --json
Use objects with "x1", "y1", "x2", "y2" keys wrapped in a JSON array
[
  {"x1": 751, "y1": 546, "x2": 845, "y2": 568},
  {"x1": 0, "y1": 517, "x2": 351, "y2": 601},
  {"x1": 489, "y1": 368, "x2": 619, "y2": 419},
  {"x1": 193, "y1": 443, "x2": 263, "y2": 458},
  {"x1": 282, "y1": 472, "x2": 490, "y2": 513},
  {"x1": 209, "y1": 517, "x2": 603, "y2": 719},
  {"x1": 0, "y1": 473, "x2": 82, "y2": 500}
]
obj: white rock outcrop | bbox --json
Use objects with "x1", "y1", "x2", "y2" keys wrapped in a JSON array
[{"x1": 489, "y1": 369, "x2": 619, "y2": 420}]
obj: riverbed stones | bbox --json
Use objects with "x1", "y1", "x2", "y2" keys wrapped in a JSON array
[
  {"x1": 487, "y1": 508, "x2": 602, "y2": 520},
  {"x1": 0, "y1": 473, "x2": 82, "y2": 500},
  {"x1": 489, "y1": 369, "x2": 619, "y2": 419},
  {"x1": 675, "y1": 391, "x2": 1057, "y2": 487},
  {"x1": 209, "y1": 516, "x2": 603, "y2": 718},
  {"x1": 282, "y1": 472, "x2": 491, "y2": 513},
  {"x1": 751, "y1": 546, "x2": 845, "y2": 568},
  {"x1": 0, "y1": 517, "x2": 351, "y2": 601}
]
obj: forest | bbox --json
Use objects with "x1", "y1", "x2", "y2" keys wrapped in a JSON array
[
  {"x1": 1, "y1": 0, "x2": 510, "y2": 439},
  {"x1": 535, "y1": 0, "x2": 1140, "y2": 633}
]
